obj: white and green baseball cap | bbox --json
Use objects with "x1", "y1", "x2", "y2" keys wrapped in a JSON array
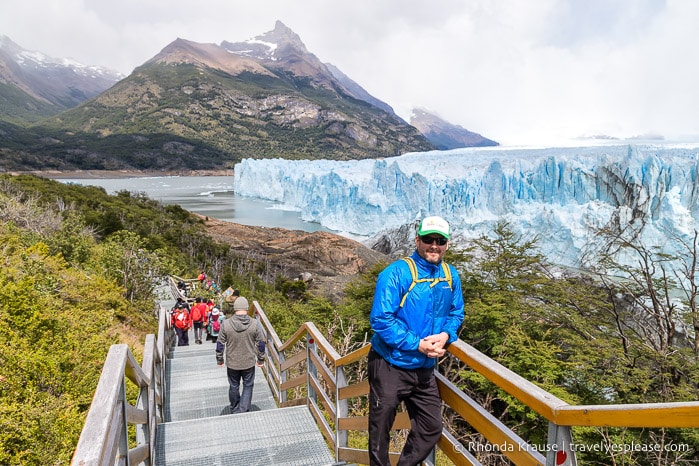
[{"x1": 417, "y1": 216, "x2": 450, "y2": 239}]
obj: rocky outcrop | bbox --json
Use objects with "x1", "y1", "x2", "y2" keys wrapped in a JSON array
[{"x1": 200, "y1": 216, "x2": 388, "y2": 301}]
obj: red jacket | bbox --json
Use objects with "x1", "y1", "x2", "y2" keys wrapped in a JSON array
[
  {"x1": 171, "y1": 308, "x2": 191, "y2": 330},
  {"x1": 190, "y1": 302, "x2": 208, "y2": 323}
]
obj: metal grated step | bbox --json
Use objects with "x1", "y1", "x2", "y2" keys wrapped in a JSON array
[
  {"x1": 155, "y1": 406, "x2": 336, "y2": 465},
  {"x1": 157, "y1": 327, "x2": 336, "y2": 465},
  {"x1": 165, "y1": 336, "x2": 277, "y2": 422}
]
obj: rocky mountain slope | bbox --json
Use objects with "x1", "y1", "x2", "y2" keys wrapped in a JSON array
[
  {"x1": 0, "y1": 35, "x2": 123, "y2": 123},
  {"x1": 0, "y1": 22, "x2": 433, "y2": 172}
]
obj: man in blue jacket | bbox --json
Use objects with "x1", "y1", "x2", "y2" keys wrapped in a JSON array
[{"x1": 368, "y1": 216, "x2": 464, "y2": 466}]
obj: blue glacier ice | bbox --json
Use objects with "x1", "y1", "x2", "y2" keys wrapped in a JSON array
[{"x1": 233, "y1": 143, "x2": 699, "y2": 269}]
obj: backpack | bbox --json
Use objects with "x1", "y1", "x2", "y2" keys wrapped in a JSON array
[
  {"x1": 190, "y1": 305, "x2": 202, "y2": 322},
  {"x1": 174, "y1": 309, "x2": 189, "y2": 329},
  {"x1": 399, "y1": 257, "x2": 453, "y2": 308},
  {"x1": 212, "y1": 316, "x2": 221, "y2": 333}
]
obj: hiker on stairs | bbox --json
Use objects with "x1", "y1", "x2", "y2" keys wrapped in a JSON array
[
  {"x1": 207, "y1": 307, "x2": 224, "y2": 343},
  {"x1": 215, "y1": 296, "x2": 266, "y2": 414},
  {"x1": 190, "y1": 297, "x2": 208, "y2": 344},
  {"x1": 171, "y1": 301, "x2": 191, "y2": 346}
]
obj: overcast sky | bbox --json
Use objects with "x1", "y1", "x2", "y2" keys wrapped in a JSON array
[{"x1": 1, "y1": 0, "x2": 697, "y2": 146}]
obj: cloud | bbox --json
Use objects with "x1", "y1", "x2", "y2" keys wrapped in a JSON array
[{"x1": 0, "y1": 0, "x2": 697, "y2": 146}]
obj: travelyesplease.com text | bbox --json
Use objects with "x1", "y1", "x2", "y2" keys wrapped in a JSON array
[{"x1": 459, "y1": 440, "x2": 690, "y2": 454}]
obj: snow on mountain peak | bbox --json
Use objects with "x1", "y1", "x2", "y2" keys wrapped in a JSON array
[
  {"x1": 227, "y1": 38, "x2": 278, "y2": 61},
  {"x1": 221, "y1": 20, "x2": 309, "y2": 63},
  {"x1": 4, "y1": 37, "x2": 124, "y2": 80}
]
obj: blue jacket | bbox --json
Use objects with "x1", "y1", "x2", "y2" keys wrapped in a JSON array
[{"x1": 370, "y1": 250, "x2": 464, "y2": 369}]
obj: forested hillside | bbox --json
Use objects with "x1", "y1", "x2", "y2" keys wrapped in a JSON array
[
  {"x1": 0, "y1": 175, "x2": 211, "y2": 464},
  {"x1": 1, "y1": 175, "x2": 697, "y2": 464},
  {"x1": 0, "y1": 174, "x2": 377, "y2": 464}
]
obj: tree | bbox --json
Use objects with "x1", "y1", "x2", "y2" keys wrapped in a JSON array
[
  {"x1": 593, "y1": 225, "x2": 699, "y2": 400},
  {"x1": 442, "y1": 220, "x2": 699, "y2": 464},
  {"x1": 91, "y1": 231, "x2": 168, "y2": 311}
]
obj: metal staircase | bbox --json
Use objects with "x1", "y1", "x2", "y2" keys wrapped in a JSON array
[{"x1": 154, "y1": 339, "x2": 336, "y2": 465}]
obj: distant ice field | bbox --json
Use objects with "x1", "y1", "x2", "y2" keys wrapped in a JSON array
[{"x1": 233, "y1": 143, "x2": 699, "y2": 269}]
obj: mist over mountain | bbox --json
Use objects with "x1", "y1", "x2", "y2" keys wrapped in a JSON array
[
  {"x1": 410, "y1": 108, "x2": 499, "y2": 149},
  {"x1": 323, "y1": 63, "x2": 397, "y2": 117},
  {"x1": 0, "y1": 22, "x2": 497, "y2": 172},
  {"x1": 0, "y1": 35, "x2": 123, "y2": 123}
]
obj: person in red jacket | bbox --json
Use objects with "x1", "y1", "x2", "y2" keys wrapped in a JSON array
[
  {"x1": 171, "y1": 302, "x2": 191, "y2": 346},
  {"x1": 190, "y1": 297, "x2": 209, "y2": 344}
]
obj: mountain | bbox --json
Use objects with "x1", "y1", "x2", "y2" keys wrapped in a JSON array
[
  {"x1": 410, "y1": 108, "x2": 498, "y2": 149},
  {"x1": 232, "y1": 143, "x2": 699, "y2": 271},
  {"x1": 324, "y1": 63, "x2": 397, "y2": 117},
  {"x1": 0, "y1": 35, "x2": 123, "y2": 124},
  {"x1": 2, "y1": 21, "x2": 434, "y2": 172}
]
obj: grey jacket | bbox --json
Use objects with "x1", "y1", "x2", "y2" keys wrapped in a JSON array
[{"x1": 215, "y1": 314, "x2": 266, "y2": 370}]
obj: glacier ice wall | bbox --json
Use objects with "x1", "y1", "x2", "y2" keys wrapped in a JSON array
[{"x1": 233, "y1": 144, "x2": 699, "y2": 268}]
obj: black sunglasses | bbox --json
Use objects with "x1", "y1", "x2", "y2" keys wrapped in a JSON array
[{"x1": 419, "y1": 236, "x2": 448, "y2": 246}]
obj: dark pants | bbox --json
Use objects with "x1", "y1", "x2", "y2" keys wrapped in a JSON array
[
  {"x1": 227, "y1": 366, "x2": 256, "y2": 413},
  {"x1": 175, "y1": 327, "x2": 189, "y2": 346},
  {"x1": 368, "y1": 350, "x2": 442, "y2": 466},
  {"x1": 193, "y1": 321, "x2": 203, "y2": 342}
]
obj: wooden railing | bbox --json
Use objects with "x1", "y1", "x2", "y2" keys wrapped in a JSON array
[
  {"x1": 168, "y1": 274, "x2": 199, "y2": 302},
  {"x1": 71, "y1": 281, "x2": 699, "y2": 466},
  {"x1": 71, "y1": 298, "x2": 173, "y2": 466},
  {"x1": 252, "y1": 299, "x2": 699, "y2": 466}
]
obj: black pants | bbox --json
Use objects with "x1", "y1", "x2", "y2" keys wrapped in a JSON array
[
  {"x1": 368, "y1": 350, "x2": 442, "y2": 466},
  {"x1": 175, "y1": 327, "x2": 189, "y2": 346},
  {"x1": 227, "y1": 366, "x2": 256, "y2": 413}
]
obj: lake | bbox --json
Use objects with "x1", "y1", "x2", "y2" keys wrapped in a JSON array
[{"x1": 58, "y1": 176, "x2": 334, "y2": 233}]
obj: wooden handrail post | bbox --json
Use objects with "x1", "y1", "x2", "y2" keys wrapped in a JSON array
[
  {"x1": 140, "y1": 334, "x2": 157, "y2": 466},
  {"x1": 307, "y1": 333, "x2": 318, "y2": 406},
  {"x1": 279, "y1": 345, "x2": 288, "y2": 406},
  {"x1": 117, "y1": 375, "x2": 129, "y2": 464}
]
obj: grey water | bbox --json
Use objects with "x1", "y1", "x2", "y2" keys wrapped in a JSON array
[{"x1": 58, "y1": 176, "x2": 333, "y2": 233}]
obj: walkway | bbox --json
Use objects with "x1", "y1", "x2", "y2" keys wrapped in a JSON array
[{"x1": 153, "y1": 326, "x2": 339, "y2": 465}]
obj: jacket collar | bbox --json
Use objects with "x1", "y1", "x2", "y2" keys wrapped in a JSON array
[{"x1": 410, "y1": 250, "x2": 442, "y2": 272}]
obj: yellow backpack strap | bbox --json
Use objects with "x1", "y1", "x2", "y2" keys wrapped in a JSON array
[
  {"x1": 399, "y1": 257, "x2": 418, "y2": 308},
  {"x1": 427, "y1": 262, "x2": 452, "y2": 289},
  {"x1": 399, "y1": 258, "x2": 453, "y2": 307},
  {"x1": 441, "y1": 262, "x2": 453, "y2": 291}
]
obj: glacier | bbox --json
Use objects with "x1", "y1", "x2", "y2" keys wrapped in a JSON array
[{"x1": 233, "y1": 144, "x2": 699, "y2": 269}]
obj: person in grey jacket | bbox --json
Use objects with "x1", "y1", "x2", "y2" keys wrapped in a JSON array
[{"x1": 215, "y1": 296, "x2": 266, "y2": 414}]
